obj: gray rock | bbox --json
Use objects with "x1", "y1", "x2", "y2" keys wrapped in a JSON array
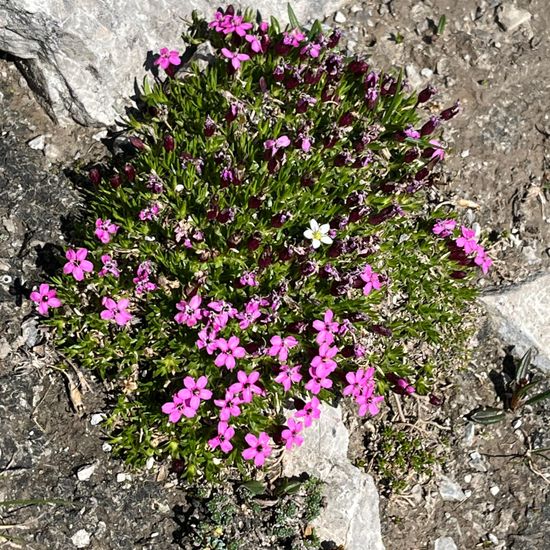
[
  {"x1": 76, "y1": 463, "x2": 96, "y2": 481},
  {"x1": 497, "y1": 5, "x2": 532, "y2": 32},
  {"x1": 479, "y1": 273, "x2": 550, "y2": 371},
  {"x1": 434, "y1": 536, "x2": 458, "y2": 550},
  {"x1": 438, "y1": 475, "x2": 466, "y2": 502},
  {"x1": 283, "y1": 404, "x2": 384, "y2": 550},
  {"x1": 27, "y1": 134, "x2": 46, "y2": 150},
  {"x1": 0, "y1": 0, "x2": 345, "y2": 126},
  {"x1": 71, "y1": 529, "x2": 91, "y2": 548}
]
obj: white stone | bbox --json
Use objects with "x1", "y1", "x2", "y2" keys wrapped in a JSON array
[
  {"x1": 438, "y1": 475, "x2": 466, "y2": 502},
  {"x1": 497, "y1": 5, "x2": 532, "y2": 32},
  {"x1": 490, "y1": 486, "x2": 500, "y2": 496},
  {"x1": 116, "y1": 473, "x2": 127, "y2": 482},
  {"x1": 283, "y1": 404, "x2": 384, "y2": 550},
  {"x1": 0, "y1": 0, "x2": 346, "y2": 126},
  {"x1": 420, "y1": 68, "x2": 433, "y2": 79},
  {"x1": 464, "y1": 474, "x2": 472, "y2": 483},
  {"x1": 71, "y1": 529, "x2": 91, "y2": 548},
  {"x1": 76, "y1": 463, "x2": 96, "y2": 481},
  {"x1": 405, "y1": 64, "x2": 423, "y2": 89},
  {"x1": 102, "y1": 442, "x2": 112, "y2": 452},
  {"x1": 27, "y1": 135, "x2": 46, "y2": 150},
  {"x1": 479, "y1": 273, "x2": 550, "y2": 371},
  {"x1": 334, "y1": 11, "x2": 346, "y2": 23},
  {"x1": 434, "y1": 537, "x2": 458, "y2": 550},
  {"x1": 90, "y1": 413, "x2": 104, "y2": 426}
]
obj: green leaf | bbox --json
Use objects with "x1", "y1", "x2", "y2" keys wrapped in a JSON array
[
  {"x1": 523, "y1": 388, "x2": 550, "y2": 407},
  {"x1": 515, "y1": 347, "x2": 533, "y2": 383},
  {"x1": 241, "y1": 480, "x2": 267, "y2": 495},
  {"x1": 287, "y1": 3, "x2": 301, "y2": 29},
  {"x1": 469, "y1": 407, "x2": 507, "y2": 425},
  {"x1": 436, "y1": 15, "x2": 447, "y2": 35}
]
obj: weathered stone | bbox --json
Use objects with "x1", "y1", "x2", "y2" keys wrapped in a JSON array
[
  {"x1": 0, "y1": 0, "x2": 345, "y2": 126},
  {"x1": 479, "y1": 273, "x2": 550, "y2": 371},
  {"x1": 497, "y1": 5, "x2": 532, "y2": 32},
  {"x1": 438, "y1": 475, "x2": 466, "y2": 502},
  {"x1": 434, "y1": 536, "x2": 458, "y2": 550},
  {"x1": 76, "y1": 463, "x2": 96, "y2": 481},
  {"x1": 71, "y1": 529, "x2": 91, "y2": 548},
  {"x1": 283, "y1": 404, "x2": 385, "y2": 550}
]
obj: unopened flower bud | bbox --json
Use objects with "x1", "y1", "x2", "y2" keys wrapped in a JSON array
[
  {"x1": 440, "y1": 100, "x2": 461, "y2": 121},
  {"x1": 163, "y1": 135, "x2": 175, "y2": 151},
  {"x1": 88, "y1": 167, "x2": 101, "y2": 185},
  {"x1": 420, "y1": 116, "x2": 440, "y2": 137},
  {"x1": 417, "y1": 84, "x2": 437, "y2": 104},
  {"x1": 123, "y1": 163, "x2": 136, "y2": 182}
]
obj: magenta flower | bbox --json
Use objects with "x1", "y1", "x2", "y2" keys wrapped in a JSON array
[
  {"x1": 236, "y1": 299, "x2": 262, "y2": 329},
  {"x1": 343, "y1": 368, "x2": 375, "y2": 398},
  {"x1": 174, "y1": 295, "x2": 203, "y2": 327},
  {"x1": 263, "y1": 136, "x2": 291, "y2": 158},
  {"x1": 98, "y1": 254, "x2": 120, "y2": 278},
  {"x1": 63, "y1": 248, "x2": 94, "y2": 281},
  {"x1": 281, "y1": 418, "x2": 304, "y2": 450},
  {"x1": 30, "y1": 283, "x2": 62, "y2": 316},
  {"x1": 208, "y1": 421, "x2": 235, "y2": 453},
  {"x1": 245, "y1": 34, "x2": 262, "y2": 53},
  {"x1": 432, "y1": 218, "x2": 456, "y2": 238},
  {"x1": 196, "y1": 328, "x2": 219, "y2": 355},
  {"x1": 139, "y1": 203, "x2": 160, "y2": 221},
  {"x1": 455, "y1": 226, "x2": 479, "y2": 254},
  {"x1": 394, "y1": 377, "x2": 416, "y2": 396},
  {"x1": 474, "y1": 245, "x2": 493, "y2": 275},
  {"x1": 221, "y1": 48, "x2": 251, "y2": 70},
  {"x1": 300, "y1": 42, "x2": 321, "y2": 58},
  {"x1": 305, "y1": 367, "x2": 333, "y2": 395},
  {"x1": 275, "y1": 364, "x2": 302, "y2": 392},
  {"x1": 242, "y1": 432, "x2": 272, "y2": 467},
  {"x1": 161, "y1": 389, "x2": 195, "y2": 422},
  {"x1": 133, "y1": 261, "x2": 157, "y2": 295},
  {"x1": 214, "y1": 336, "x2": 246, "y2": 370},
  {"x1": 360, "y1": 264, "x2": 382, "y2": 296},
  {"x1": 214, "y1": 391, "x2": 241, "y2": 421},
  {"x1": 312, "y1": 309, "x2": 339, "y2": 345},
  {"x1": 229, "y1": 370, "x2": 262, "y2": 403},
  {"x1": 310, "y1": 343, "x2": 339, "y2": 377},
  {"x1": 356, "y1": 386, "x2": 384, "y2": 417},
  {"x1": 295, "y1": 397, "x2": 321, "y2": 427},
  {"x1": 268, "y1": 335, "x2": 299, "y2": 362},
  {"x1": 181, "y1": 375, "x2": 212, "y2": 410},
  {"x1": 208, "y1": 300, "x2": 237, "y2": 330},
  {"x1": 239, "y1": 271, "x2": 259, "y2": 287},
  {"x1": 100, "y1": 297, "x2": 133, "y2": 326},
  {"x1": 428, "y1": 139, "x2": 445, "y2": 161},
  {"x1": 283, "y1": 29, "x2": 306, "y2": 47},
  {"x1": 404, "y1": 125, "x2": 420, "y2": 139},
  {"x1": 94, "y1": 218, "x2": 119, "y2": 244},
  {"x1": 154, "y1": 48, "x2": 181, "y2": 70}
]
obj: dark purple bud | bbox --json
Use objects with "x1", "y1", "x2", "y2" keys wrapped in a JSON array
[
  {"x1": 303, "y1": 68, "x2": 322, "y2": 85},
  {"x1": 123, "y1": 163, "x2": 136, "y2": 182},
  {"x1": 328, "y1": 240, "x2": 345, "y2": 258},
  {"x1": 369, "y1": 324, "x2": 393, "y2": 337},
  {"x1": 321, "y1": 85, "x2": 336, "y2": 103},
  {"x1": 171, "y1": 458, "x2": 186, "y2": 475},
  {"x1": 286, "y1": 321, "x2": 307, "y2": 334},
  {"x1": 353, "y1": 153, "x2": 373, "y2": 168},
  {"x1": 206, "y1": 205, "x2": 219, "y2": 221},
  {"x1": 364, "y1": 71, "x2": 379, "y2": 90},
  {"x1": 368, "y1": 205, "x2": 399, "y2": 225},
  {"x1": 347, "y1": 59, "x2": 369, "y2": 75},
  {"x1": 379, "y1": 182, "x2": 396, "y2": 194},
  {"x1": 278, "y1": 247, "x2": 293, "y2": 262},
  {"x1": 224, "y1": 4, "x2": 235, "y2": 16},
  {"x1": 273, "y1": 65, "x2": 285, "y2": 82},
  {"x1": 404, "y1": 147, "x2": 420, "y2": 163},
  {"x1": 110, "y1": 174, "x2": 121, "y2": 188},
  {"x1": 227, "y1": 232, "x2": 242, "y2": 248},
  {"x1": 321, "y1": 263, "x2": 340, "y2": 280},
  {"x1": 301, "y1": 175, "x2": 315, "y2": 188},
  {"x1": 440, "y1": 100, "x2": 461, "y2": 121},
  {"x1": 247, "y1": 233, "x2": 262, "y2": 251},
  {"x1": 259, "y1": 248, "x2": 273, "y2": 268},
  {"x1": 341, "y1": 345, "x2": 354, "y2": 358},
  {"x1": 429, "y1": 393, "x2": 445, "y2": 407},
  {"x1": 349, "y1": 207, "x2": 369, "y2": 223},
  {"x1": 217, "y1": 208, "x2": 235, "y2": 224},
  {"x1": 248, "y1": 196, "x2": 263, "y2": 209},
  {"x1": 414, "y1": 167, "x2": 430, "y2": 181},
  {"x1": 327, "y1": 29, "x2": 342, "y2": 48},
  {"x1": 204, "y1": 116, "x2": 216, "y2": 137},
  {"x1": 380, "y1": 75, "x2": 396, "y2": 97},
  {"x1": 271, "y1": 212, "x2": 290, "y2": 228},
  {"x1": 346, "y1": 191, "x2": 366, "y2": 207},
  {"x1": 300, "y1": 261, "x2": 317, "y2": 276},
  {"x1": 225, "y1": 103, "x2": 239, "y2": 123},
  {"x1": 284, "y1": 73, "x2": 302, "y2": 90},
  {"x1": 338, "y1": 111, "x2": 354, "y2": 127},
  {"x1": 88, "y1": 167, "x2": 101, "y2": 185},
  {"x1": 334, "y1": 152, "x2": 353, "y2": 167},
  {"x1": 420, "y1": 116, "x2": 441, "y2": 137},
  {"x1": 331, "y1": 214, "x2": 349, "y2": 229},
  {"x1": 163, "y1": 135, "x2": 175, "y2": 152},
  {"x1": 323, "y1": 132, "x2": 339, "y2": 149},
  {"x1": 450, "y1": 270, "x2": 467, "y2": 279},
  {"x1": 418, "y1": 84, "x2": 437, "y2": 104},
  {"x1": 129, "y1": 136, "x2": 145, "y2": 150}
]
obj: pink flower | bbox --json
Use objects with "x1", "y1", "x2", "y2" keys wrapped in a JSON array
[
  {"x1": 281, "y1": 418, "x2": 304, "y2": 450},
  {"x1": 245, "y1": 34, "x2": 262, "y2": 53},
  {"x1": 310, "y1": 343, "x2": 339, "y2": 376},
  {"x1": 139, "y1": 203, "x2": 160, "y2": 221},
  {"x1": 161, "y1": 389, "x2": 195, "y2": 422},
  {"x1": 295, "y1": 397, "x2": 321, "y2": 427},
  {"x1": 214, "y1": 336, "x2": 246, "y2": 370},
  {"x1": 283, "y1": 29, "x2": 306, "y2": 47},
  {"x1": 305, "y1": 367, "x2": 333, "y2": 395},
  {"x1": 263, "y1": 136, "x2": 291, "y2": 158},
  {"x1": 229, "y1": 370, "x2": 262, "y2": 403},
  {"x1": 30, "y1": 283, "x2": 62, "y2": 316},
  {"x1": 133, "y1": 261, "x2": 157, "y2": 295},
  {"x1": 394, "y1": 377, "x2": 416, "y2": 396},
  {"x1": 98, "y1": 254, "x2": 120, "y2": 278},
  {"x1": 236, "y1": 299, "x2": 262, "y2": 329},
  {"x1": 196, "y1": 328, "x2": 219, "y2": 355},
  {"x1": 154, "y1": 48, "x2": 181, "y2": 70},
  {"x1": 432, "y1": 219, "x2": 456, "y2": 238},
  {"x1": 356, "y1": 386, "x2": 384, "y2": 417},
  {"x1": 239, "y1": 271, "x2": 259, "y2": 287},
  {"x1": 312, "y1": 309, "x2": 339, "y2": 345},
  {"x1": 300, "y1": 42, "x2": 321, "y2": 58},
  {"x1": 214, "y1": 391, "x2": 241, "y2": 421},
  {"x1": 474, "y1": 245, "x2": 493, "y2": 275},
  {"x1": 63, "y1": 248, "x2": 94, "y2": 281},
  {"x1": 428, "y1": 139, "x2": 445, "y2": 161},
  {"x1": 94, "y1": 218, "x2": 119, "y2": 244},
  {"x1": 210, "y1": 13, "x2": 252, "y2": 36},
  {"x1": 100, "y1": 297, "x2": 133, "y2": 326},
  {"x1": 174, "y1": 295, "x2": 203, "y2": 327},
  {"x1": 242, "y1": 432, "x2": 272, "y2": 467},
  {"x1": 404, "y1": 126, "x2": 420, "y2": 139},
  {"x1": 455, "y1": 226, "x2": 478, "y2": 254},
  {"x1": 275, "y1": 364, "x2": 302, "y2": 392},
  {"x1": 343, "y1": 368, "x2": 375, "y2": 398},
  {"x1": 208, "y1": 421, "x2": 235, "y2": 453},
  {"x1": 221, "y1": 48, "x2": 251, "y2": 70},
  {"x1": 208, "y1": 300, "x2": 237, "y2": 330},
  {"x1": 181, "y1": 375, "x2": 212, "y2": 409},
  {"x1": 268, "y1": 335, "x2": 299, "y2": 362},
  {"x1": 360, "y1": 264, "x2": 382, "y2": 296}
]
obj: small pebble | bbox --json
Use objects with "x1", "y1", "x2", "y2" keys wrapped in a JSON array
[
  {"x1": 116, "y1": 473, "x2": 127, "y2": 483},
  {"x1": 90, "y1": 413, "x2": 105, "y2": 426},
  {"x1": 146, "y1": 456, "x2": 155, "y2": 470},
  {"x1": 461, "y1": 149, "x2": 470, "y2": 158},
  {"x1": 464, "y1": 474, "x2": 472, "y2": 483},
  {"x1": 420, "y1": 68, "x2": 433, "y2": 79},
  {"x1": 102, "y1": 442, "x2": 112, "y2": 452},
  {"x1": 334, "y1": 11, "x2": 347, "y2": 23},
  {"x1": 464, "y1": 489, "x2": 472, "y2": 497},
  {"x1": 488, "y1": 533, "x2": 499, "y2": 544},
  {"x1": 490, "y1": 486, "x2": 500, "y2": 496},
  {"x1": 28, "y1": 135, "x2": 46, "y2": 151},
  {"x1": 71, "y1": 529, "x2": 91, "y2": 548},
  {"x1": 76, "y1": 463, "x2": 96, "y2": 481},
  {"x1": 512, "y1": 419, "x2": 522, "y2": 429}
]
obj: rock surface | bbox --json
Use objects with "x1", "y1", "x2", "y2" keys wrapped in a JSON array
[
  {"x1": 434, "y1": 537, "x2": 458, "y2": 550},
  {"x1": 0, "y1": 0, "x2": 344, "y2": 126},
  {"x1": 497, "y1": 4, "x2": 532, "y2": 32},
  {"x1": 283, "y1": 403, "x2": 385, "y2": 550},
  {"x1": 479, "y1": 273, "x2": 550, "y2": 371}
]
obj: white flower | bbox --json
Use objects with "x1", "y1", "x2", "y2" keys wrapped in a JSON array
[{"x1": 303, "y1": 219, "x2": 333, "y2": 249}]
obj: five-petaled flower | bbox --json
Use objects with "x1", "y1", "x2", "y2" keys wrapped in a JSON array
[
  {"x1": 100, "y1": 297, "x2": 133, "y2": 326},
  {"x1": 242, "y1": 431, "x2": 272, "y2": 467},
  {"x1": 281, "y1": 418, "x2": 304, "y2": 450},
  {"x1": 268, "y1": 335, "x2": 299, "y2": 362},
  {"x1": 275, "y1": 364, "x2": 302, "y2": 391},
  {"x1": 161, "y1": 389, "x2": 195, "y2": 422},
  {"x1": 63, "y1": 248, "x2": 94, "y2": 281},
  {"x1": 295, "y1": 397, "x2": 321, "y2": 427},
  {"x1": 174, "y1": 295, "x2": 203, "y2": 327},
  {"x1": 432, "y1": 219, "x2": 456, "y2": 238},
  {"x1": 312, "y1": 309, "x2": 339, "y2": 345},
  {"x1": 221, "y1": 48, "x2": 251, "y2": 70},
  {"x1": 155, "y1": 48, "x2": 181, "y2": 70},
  {"x1": 30, "y1": 283, "x2": 62, "y2": 316},
  {"x1": 94, "y1": 218, "x2": 119, "y2": 244},
  {"x1": 214, "y1": 336, "x2": 246, "y2": 370},
  {"x1": 181, "y1": 375, "x2": 212, "y2": 409},
  {"x1": 304, "y1": 220, "x2": 333, "y2": 249},
  {"x1": 360, "y1": 264, "x2": 382, "y2": 296},
  {"x1": 229, "y1": 370, "x2": 263, "y2": 403},
  {"x1": 208, "y1": 422, "x2": 235, "y2": 453}
]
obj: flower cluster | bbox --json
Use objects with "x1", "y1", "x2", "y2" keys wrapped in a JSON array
[{"x1": 34, "y1": 7, "x2": 491, "y2": 478}]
